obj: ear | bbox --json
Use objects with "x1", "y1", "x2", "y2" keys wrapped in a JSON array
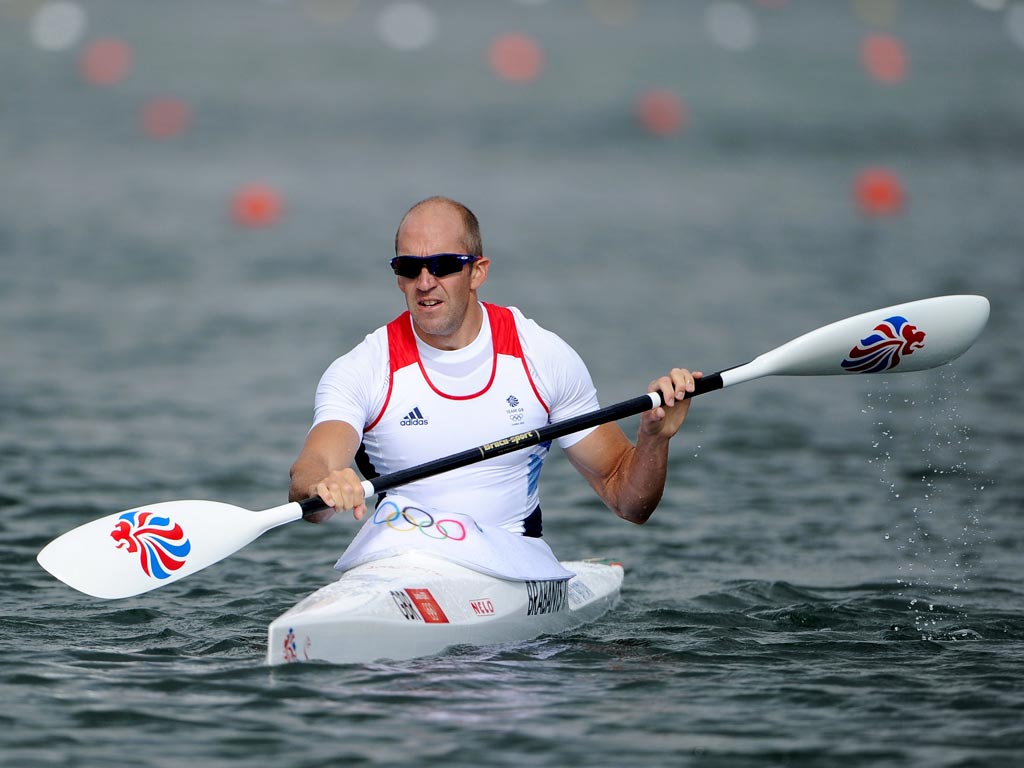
[{"x1": 470, "y1": 257, "x2": 490, "y2": 290}]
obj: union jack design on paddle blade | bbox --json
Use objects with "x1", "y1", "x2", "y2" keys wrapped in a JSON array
[
  {"x1": 841, "y1": 315, "x2": 926, "y2": 373},
  {"x1": 110, "y1": 511, "x2": 192, "y2": 579}
]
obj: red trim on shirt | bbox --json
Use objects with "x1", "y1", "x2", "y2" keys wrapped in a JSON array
[
  {"x1": 364, "y1": 312, "x2": 416, "y2": 431},
  {"x1": 364, "y1": 373, "x2": 393, "y2": 432},
  {"x1": 488, "y1": 303, "x2": 549, "y2": 414},
  {"x1": 367, "y1": 303, "x2": 548, "y2": 430}
]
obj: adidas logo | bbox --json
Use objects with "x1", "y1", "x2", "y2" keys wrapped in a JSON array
[{"x1": 400, "y1": 407, "x2": 429, "y2": 426}]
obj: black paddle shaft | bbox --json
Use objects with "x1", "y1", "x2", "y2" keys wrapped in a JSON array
[{"x1": 297, "y1": 372, "x2": 725, "y2": 518}]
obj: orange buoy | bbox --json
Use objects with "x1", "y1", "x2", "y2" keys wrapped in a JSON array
[
  {"x1": 141, "y1": 97, "x2": 191, "y2": 140},
  {"x1": 80, "y1": 37, "x2": 133, "y2": 86},
  {"x1": 231, "y1": 183, "x2": 284, "y2": 228},
  {"x1": 854, "y1": 168, "x2": 906, "y2": 216},
  {"x1": 861, "y1": 33, "x2": 908, "y2": 84},
  {"x1": 636, "y1": 89, "x2": 687, "y2": 136},
  {"x1": 489, "y1": 34, "x2": 544, "y2": 83}
]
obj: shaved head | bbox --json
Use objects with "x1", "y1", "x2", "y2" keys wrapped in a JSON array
[{"x1": 395, "y1": 196, "x2": 483, "y2": 257}]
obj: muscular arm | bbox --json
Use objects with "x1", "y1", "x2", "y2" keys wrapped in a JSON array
[
  {"x1": 564, "y1": 368, "x2": 700, "y2": 525},
  {"x1": 288, "y1": 420, "x2": 367, "y2": 522}
]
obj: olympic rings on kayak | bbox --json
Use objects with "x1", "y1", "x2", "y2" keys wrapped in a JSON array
[{"x1": 372, "y1": 501, "x2": 467, "y2": 541}]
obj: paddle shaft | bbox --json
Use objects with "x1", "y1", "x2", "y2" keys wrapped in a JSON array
[{"x1": 296, "y1": 373, "x2": 725, "y2": 518}]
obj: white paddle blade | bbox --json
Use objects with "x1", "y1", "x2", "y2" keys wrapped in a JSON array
[
  {"x1": 37, "y1": 500, "x2": 302, "y2": 599},
  {"x1": 724, "y1": 295, "x2": 990, "y2": 384}
]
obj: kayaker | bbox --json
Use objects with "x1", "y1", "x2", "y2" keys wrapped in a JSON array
[{"x1": 289, "y1": 196, "x2": 701, "y2": 536}]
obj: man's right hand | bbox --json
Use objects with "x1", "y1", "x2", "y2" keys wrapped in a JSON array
[
  {"x1": 308, "y1": 467, "x2": 368, "y2": 523},
  {"x1": 288, "y1": 420, "x2": 366, "y2": 523}
]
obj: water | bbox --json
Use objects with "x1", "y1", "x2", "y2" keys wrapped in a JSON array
[{"x1": 3, "y1": 1, "x2": 1024, "y2": 765}]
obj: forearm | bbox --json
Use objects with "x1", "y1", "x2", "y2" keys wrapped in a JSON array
[
  {"x1": 604, "y1": 368, "x2": 699, "y2": 522},
  {"x1": 288, "y1": 420, "x2": 362, "y2": 503},
  {"x1": 603, "y1": 431, "x2": 672, "y2": 524},
  {"x1": 567, "y1": 423, "x2": 674, "y2": 526},
  {"x1": 288, "y1": 454, "x2": 330, "y2": 502}
]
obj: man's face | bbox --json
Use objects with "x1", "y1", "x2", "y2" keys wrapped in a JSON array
[{"x1": 394, "y1": 204, "x2": 489, "y2": 350}]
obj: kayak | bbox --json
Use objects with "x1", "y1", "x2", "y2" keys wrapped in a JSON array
[{"x1": 266, "y1": 552, "x2": 624, "y2": 665}]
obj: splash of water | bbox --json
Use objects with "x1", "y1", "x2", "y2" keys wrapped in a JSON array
[{"x1": 862, "y1": 370, "x2": 991, "y2": 639}]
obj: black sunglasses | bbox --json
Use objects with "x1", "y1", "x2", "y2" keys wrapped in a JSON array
[{"x1": 390, "y1": 253, "x2": 479, "y2": 279}]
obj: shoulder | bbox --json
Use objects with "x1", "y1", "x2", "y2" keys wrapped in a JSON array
[
  {"x1": 314, "y1": 324, "x2": 391, "y2": 429},
  {"x1": 505, "y1": 306, "x2": 597, "y2": 405},
  {"x1": 319, "y1": 325, "x2": 390, "y2": 386},
  {"x1": 508, "y1": 307, "x2": 590, "y2": 384},
  {"x1": 505, "y1": 306, "x2": 580, "y2": 357}
]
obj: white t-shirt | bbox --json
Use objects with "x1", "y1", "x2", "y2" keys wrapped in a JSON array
[{"x1": 312, "y1": 303, "x2": 600, "y2": 532}]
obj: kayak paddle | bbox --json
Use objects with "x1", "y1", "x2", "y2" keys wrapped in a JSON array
[{"x1": 37, "y1": 294, "x2": 989, "y2": 599}]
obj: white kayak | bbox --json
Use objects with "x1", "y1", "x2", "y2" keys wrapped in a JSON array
[{"x1": 266, "y1": 552, "x2": 624, "y2": 665}]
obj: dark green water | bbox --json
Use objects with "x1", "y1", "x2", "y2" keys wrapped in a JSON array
[{"x1": 3, "y1": 1, "x2": 1023, "y2": 766}]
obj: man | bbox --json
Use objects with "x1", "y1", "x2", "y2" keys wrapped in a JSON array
[{"x1": 289, "y1": 196, "x2": 700, "y2": 535}]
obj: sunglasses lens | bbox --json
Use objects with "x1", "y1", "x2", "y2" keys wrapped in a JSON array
[
  {"x1": 391, "y1": 255, "x2": 474, "y2": 278},
  {"x1": 391, "y1": 257, "x2": 422, "y2": 278},
  {"x1": 429, "y1": 255, "x2": 464, "y2": 277}
]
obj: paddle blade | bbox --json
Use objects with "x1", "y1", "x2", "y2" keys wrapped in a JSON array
[
  {"x1": 37, "y1": 500, "x2": 302, "y2": 599},
  {"x1": 738, "y1": 295, "x2": 989, "y2": 380}
]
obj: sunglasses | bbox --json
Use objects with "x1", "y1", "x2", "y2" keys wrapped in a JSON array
[{"x1": 390, "y1": 253, "x2": 479, "y2": 279}]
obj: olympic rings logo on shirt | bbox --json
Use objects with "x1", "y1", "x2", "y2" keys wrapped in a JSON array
[{"x1": 372, "y1": 501, "x2": 467, "y2": 541}]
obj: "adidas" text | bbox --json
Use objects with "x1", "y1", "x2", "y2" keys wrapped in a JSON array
[{"x1": 400, "y1": 407, "x2": 429, "y2": 426}]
